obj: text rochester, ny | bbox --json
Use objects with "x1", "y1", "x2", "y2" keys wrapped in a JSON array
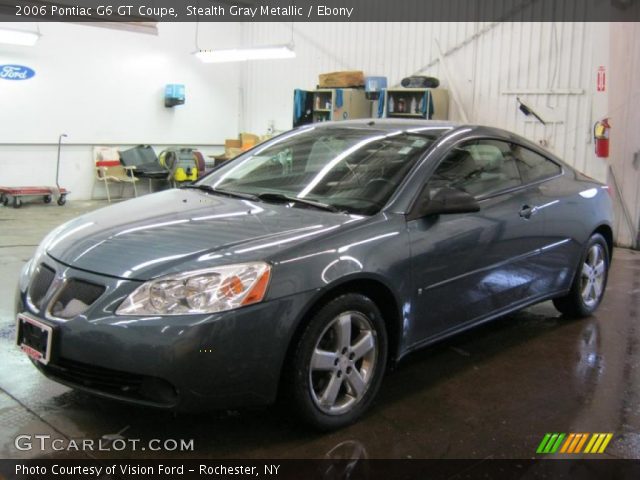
[{"x1": 16, "y1": 464, "x2": 281, "y2": 476}]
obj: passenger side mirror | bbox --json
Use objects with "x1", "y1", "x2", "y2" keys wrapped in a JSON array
[{"x1": 408, "y1": 186, "x2": 480, "y2": 220}]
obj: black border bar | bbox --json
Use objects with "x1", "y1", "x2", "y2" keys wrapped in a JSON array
[
  {"x1": 1, "y1": 0, "x2": 640, "y2": 22},
  {"x1": 1, "y1": 459, "x2": 640, "y2": 480}
]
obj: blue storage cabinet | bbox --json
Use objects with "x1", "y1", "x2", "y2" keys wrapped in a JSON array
[{"x1": 384, "y1": 88, "x2": 449, "y2": 120}]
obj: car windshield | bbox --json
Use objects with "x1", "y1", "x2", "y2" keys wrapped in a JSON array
[{"x1": 198, "y1": 126, "x2": 446, "y2": 215}]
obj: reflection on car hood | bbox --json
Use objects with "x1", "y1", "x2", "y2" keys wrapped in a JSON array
[{"x1": 45, "y1": 189, "x2": 353, "y2": 280}]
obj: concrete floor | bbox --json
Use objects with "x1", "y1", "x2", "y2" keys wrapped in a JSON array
[{"x1": 1, "y1": 200, "x2": 639, "y2": 460}]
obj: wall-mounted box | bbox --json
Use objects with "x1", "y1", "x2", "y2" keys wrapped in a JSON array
[{"x1": 165, "y1": 84, "x2": 185, "y2": 108}]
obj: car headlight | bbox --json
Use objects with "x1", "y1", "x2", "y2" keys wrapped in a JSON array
[{"x1": 116, "y1": 262, "x2": 271, "y2": 316}]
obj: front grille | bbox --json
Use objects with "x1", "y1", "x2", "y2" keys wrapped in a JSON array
[
  {"x1": 50, "y1": 279, "x2": 105, "y2": 319},
  {"x1": 38, "y1": 357, "x2": 178, "y2": 407},
  {"x1": 28, "y1": 264, "x2": 55, "y2": 310}
]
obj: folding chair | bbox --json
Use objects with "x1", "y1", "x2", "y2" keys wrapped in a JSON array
[{"x1": 93, "y1": 147, "x2": 138, "y2": 202}]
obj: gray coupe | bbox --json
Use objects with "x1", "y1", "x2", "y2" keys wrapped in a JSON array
[{"x1": 16, "y1": 120, "x2": 614, "y2": 430}]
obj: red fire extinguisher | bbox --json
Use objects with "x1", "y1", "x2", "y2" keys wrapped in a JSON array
[{"x1": 594, "y1": 118, "x2": 610, "y2": 158}]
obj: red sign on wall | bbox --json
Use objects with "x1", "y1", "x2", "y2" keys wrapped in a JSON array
[{"x1": 597, "y1": 66, "x2": 606, "y2": 92}]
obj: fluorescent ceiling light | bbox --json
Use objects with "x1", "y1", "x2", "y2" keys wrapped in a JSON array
[
  {"x1": 195, "y1": 44, "x2": 295, "y2": 63},
  {"x1": 0, "y1": 28, "x2": 41, "y2": 46}
]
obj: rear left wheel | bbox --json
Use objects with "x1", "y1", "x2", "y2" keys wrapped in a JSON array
[
  {"x1": 553, "y1": 233, "x2": 610, "y2": 317},
  {"x1": 288, "y1": 293, "x2": 388, "y2": 431}
]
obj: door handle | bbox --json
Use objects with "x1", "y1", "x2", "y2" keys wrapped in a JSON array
[{"x1": 519, "y1": 205, "x2": 538, "y2": 219}]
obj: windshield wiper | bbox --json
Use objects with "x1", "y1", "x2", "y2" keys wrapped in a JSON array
[
  {"x1": 182, "y1": 184, "x2": 258, "y2": 200},
  {"x1": 256, "y1": 192, "x2": 342, "y2": 213}
]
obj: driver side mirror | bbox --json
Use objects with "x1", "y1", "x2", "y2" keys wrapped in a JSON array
[{"x1": 408, "y1": 186, "x2": 480, "y2": 220}]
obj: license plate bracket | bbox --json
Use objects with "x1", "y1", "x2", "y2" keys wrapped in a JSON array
[{"x1": 16, "y1": 313, "x2": 53, "y2": 365}]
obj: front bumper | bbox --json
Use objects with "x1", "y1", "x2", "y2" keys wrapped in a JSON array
[{"x1": 16, "y1": 255, "x2": 314, "y2": 411}]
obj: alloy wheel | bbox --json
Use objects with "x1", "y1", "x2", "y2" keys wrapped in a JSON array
[
  {"x1": 309, "y1": 311, "x2": 378, "y2": 415},
  {"x1": 580, "y1": 243, "x2": 606, "y2": 308}
]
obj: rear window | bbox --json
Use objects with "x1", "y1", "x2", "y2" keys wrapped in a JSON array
[{"x1": 513, "y1": 146, "x2": 562, "y2": 184}]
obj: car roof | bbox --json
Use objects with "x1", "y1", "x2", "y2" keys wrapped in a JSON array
[
  {"x1": 309, "y1": 119, "x2": 461, "y2": 131},
  {"x1": 307, "y1": 119, "x2": 566, "y2": 165}
]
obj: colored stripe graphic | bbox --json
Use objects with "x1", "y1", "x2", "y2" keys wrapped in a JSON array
[
  {"x1": 536, "y1": 433, "x2": 566, "y2": 453},
  {"x1": 575, "y1": 433, "x2": 589, "y2": 453},
  {"x1": 536, "y1": 433, "x2": 552, "y2": 454},
  {"x1": 538, "y1": 433, "x2": 613, "y2": 454},
  {"x1": 549, "y1": 433, "x2": 566, "y2": 453},
  {"x1": 584, "y1": 433, "x2": 613, "y2": 453},
  {"x1": 560, "y1": 433, "x2": 575, "y2": 453}
]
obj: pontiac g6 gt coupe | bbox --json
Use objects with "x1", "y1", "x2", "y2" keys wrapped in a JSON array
[{"x1": 16, "y1": 120, "x2": 613, "y2": 430}]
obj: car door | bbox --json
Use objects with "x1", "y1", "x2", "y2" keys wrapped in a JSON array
[
  {"x1": 510, "y1": 143, "x2": 575, "y2": 293},
  {"x1": 406, "y1": 138, "x2": 551, "y2": 346}
]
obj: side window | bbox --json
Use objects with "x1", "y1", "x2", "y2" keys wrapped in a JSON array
[
  {"x1": 512, "y1": 145, "x2": 562, "y2": 184},
  {"x1": 426, "y1": 139, "x2": 522, "y2": 198}
]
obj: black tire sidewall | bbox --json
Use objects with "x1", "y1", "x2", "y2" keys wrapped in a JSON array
[{"x1": 290, "y1": 293, "x2": 388, "y2": 431}]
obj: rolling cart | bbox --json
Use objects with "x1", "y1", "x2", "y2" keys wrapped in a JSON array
[{"x1": 0, "y1": 134, "x2": 70, "y2": 209}]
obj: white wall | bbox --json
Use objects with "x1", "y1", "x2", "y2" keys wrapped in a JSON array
[
  {"x1": 0, "y1": 22, "x2": 242, "y2": 200},
  {"x1": 609, "y1": 23, "x2": 640, "y2": 248},
  {"x1": 241, "y1": 22, "x2": 611, "y2": 184},
  {"x1": 2, "y1": 21, "x2": 635, "y2": 247}
]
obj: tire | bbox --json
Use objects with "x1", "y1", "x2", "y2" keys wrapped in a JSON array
[
  {"x1": 43, "y1": 195, "x2": 52, "y2": 204},
  {"x1": 553, "y1": 233, "x2": 610, "y2": 318},
  {"x1": 57, "y1": 195, "x2": 66, "y2": 206},
  {"x1": 1, "y1": 196, "x2": 8, "y2": 207},
  {"x1": 287, "y1": 293, "x2": 388, "y2": 431}
]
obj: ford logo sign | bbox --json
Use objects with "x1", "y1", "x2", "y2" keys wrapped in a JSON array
[{"x1": 0, "y1": 65, "x2": 35, "y2": 81}]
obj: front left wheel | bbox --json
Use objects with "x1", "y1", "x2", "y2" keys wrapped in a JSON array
[{"x1": 287, "y1": 293, "x2": 388, "y2": 431}]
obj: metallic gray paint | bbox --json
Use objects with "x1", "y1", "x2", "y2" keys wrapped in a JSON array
[{"x1": 16, "y1": 120, "x2": 614, "y2": 410}]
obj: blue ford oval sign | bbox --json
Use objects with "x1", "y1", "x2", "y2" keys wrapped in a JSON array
[{"x1": 0, "y1": 65, "x2": 35, "y2": 81}]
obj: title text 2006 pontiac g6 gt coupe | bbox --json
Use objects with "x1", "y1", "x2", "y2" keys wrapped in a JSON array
[{"x1": 16, "y1": 120, "x2": 613, "y2": 430}]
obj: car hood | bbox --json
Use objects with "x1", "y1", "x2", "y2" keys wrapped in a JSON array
[{"x1": 45, "y1": 189, "x2": 355, "y2": 280}]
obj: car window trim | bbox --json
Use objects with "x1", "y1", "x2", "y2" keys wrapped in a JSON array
[{"x1": 474, "y1": 170, "x2": 564, "y2": 202}]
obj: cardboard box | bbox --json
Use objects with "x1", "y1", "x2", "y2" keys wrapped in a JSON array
[
  {"x1": 224, "y1": 139, "x2": 242, "y2": 158},
  {"x1": 240, "y1": 133, "x2": 260, "y2": 150},
  {"x1": 319, "y1": 71, "x2": 365, "y2": 88}
]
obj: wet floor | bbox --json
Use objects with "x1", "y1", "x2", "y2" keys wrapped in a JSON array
[{"x1": 1, "y1": 200, "x2": 639, "y2": 460}]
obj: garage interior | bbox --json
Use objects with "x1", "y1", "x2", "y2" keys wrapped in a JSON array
[{"x1": 1, "y1": 19, "x2": 640, "y2": 459}]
